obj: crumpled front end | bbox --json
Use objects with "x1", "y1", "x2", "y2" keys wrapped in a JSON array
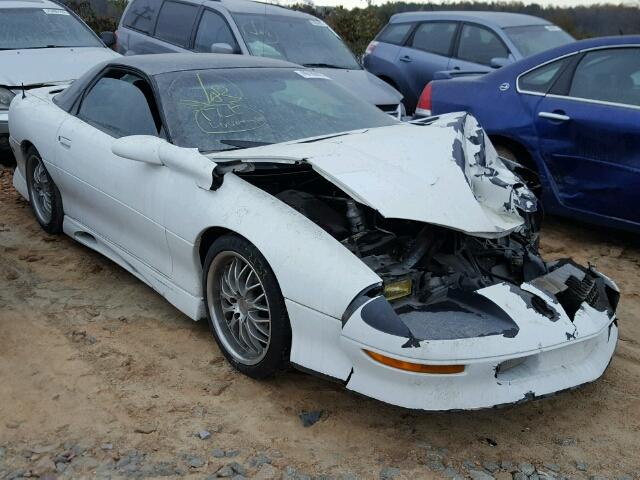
[
  {"x1": 225, "y1": 112, "x2": 618, "y2": 410},
  {"x1": 340, "y1": 261, "x2": 619, "y2": 410}
]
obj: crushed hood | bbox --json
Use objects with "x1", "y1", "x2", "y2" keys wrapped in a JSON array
[
  {"x1": 0, "y1": 47, "x2": 119, "y2": 87},
  {"x1": 212, "y1": 113, "x2": 537, "y2": 238}
]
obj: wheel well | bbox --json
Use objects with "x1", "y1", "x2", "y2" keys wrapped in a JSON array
[
  {"x1": 489, "y1": 135, "x2": 537, "y2": 172},
  {"x1": 198, "y1": 226, "x2": 234, "y2": 265},
  {"x1": 20, "y1": 140, "x2": 35, "y2": 156}
]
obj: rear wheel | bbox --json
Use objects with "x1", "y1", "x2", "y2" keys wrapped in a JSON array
[
  {"x1": 203, "y1": 234, "x2": 291, "y2": 379},
  {"x1": 26, "y1": 147, "x2": 63, "y2": 234}
]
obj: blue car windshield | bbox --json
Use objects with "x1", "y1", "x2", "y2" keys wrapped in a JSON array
[
  {"x1": 231, "y1": 13, "x2": 360, "y2": 70},
  {"x1": 155, "y1": 68, "x2": 396, "y2": 153},
  {"x1": 0, "y1": 8, "x2": 102, "y2": 50},
  {"x1": 504, "y1": 25, "x2": 574, "y2": 57}
]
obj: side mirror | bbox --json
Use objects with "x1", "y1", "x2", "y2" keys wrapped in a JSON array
[
  {"x1": 210, "y1": 43, "x2": 234, "y2": 54},
  {"x1": 490, "y1": 57, "x2": 512, "y2": 69},
  {"x1": 111, "y1": 135, "x2": 165, "y2": 165},
  {"x1": 100, "y1": 31, "x2": 117, "y2": 48}
]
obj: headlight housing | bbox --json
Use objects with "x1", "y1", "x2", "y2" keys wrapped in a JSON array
[{"x1": 0, "y1": 87, "x2": 16, "y2": 110}]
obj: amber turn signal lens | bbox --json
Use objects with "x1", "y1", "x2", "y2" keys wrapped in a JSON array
[{"x1": 364, "y1": 349, "x2": 465, "y2": 374}]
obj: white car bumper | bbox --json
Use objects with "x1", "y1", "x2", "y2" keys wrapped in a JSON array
[{"x1": 342, "y1": 320, "x2": 617, "y2": 410}]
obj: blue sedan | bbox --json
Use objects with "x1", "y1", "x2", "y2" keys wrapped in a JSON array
[{"x1": 421, "y1": 36, "x2": 640, "y2": 233}]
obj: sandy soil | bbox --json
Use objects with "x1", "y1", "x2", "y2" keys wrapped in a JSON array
[{"x1": 1, "y1": 165, "x2": 639, "y2": 480}]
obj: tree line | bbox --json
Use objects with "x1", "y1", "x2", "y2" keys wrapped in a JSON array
[{"x1": 65, "y1": 0, "x2": 640, "y2": 56}]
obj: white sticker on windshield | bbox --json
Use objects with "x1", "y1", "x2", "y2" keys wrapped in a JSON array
[
  {"x1": 545, "y1": 25, "x2": 561, "y2": 31},
  {"x1": 295, "y1": 70, "x2": 331, "y2": 80},
  {"x1": 43, "y1": 8, "x2": 70, "y2": 15},
  {"x1": 309, "y1": 19, "x2": 328, "y2": 27}
]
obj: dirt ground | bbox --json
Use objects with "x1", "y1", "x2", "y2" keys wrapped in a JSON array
[{"x1": 1, "y1": 165, "x2": 639, "y2": 480}]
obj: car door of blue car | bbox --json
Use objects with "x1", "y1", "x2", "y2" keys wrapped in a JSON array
[
  {"x1": 533, "y1": 47, "x2": 640, "y2": 224},
  {"x1": 395, "y1": 21, "x2": 458, "y2": 111}
]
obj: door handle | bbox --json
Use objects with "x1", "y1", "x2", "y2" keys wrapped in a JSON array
[
  {"x1": 538, "y1": 111, "x2": 570, "y2": 122},
  {"x1": 453, "y1": 66, "x2": 461, "y2": 70},
  {"x1": 399, "y1": 55, "x2": 412, "y2": 63},
  {"x1": 58, "y1": 135, "x2": 72, "y2": 148}
]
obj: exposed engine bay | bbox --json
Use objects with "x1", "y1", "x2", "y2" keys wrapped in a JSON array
[
  {"x1": 237, "y1": 160, "x2": 618, "y2": 345},
  {"x1": 238, "y1": 163, "x2": 545, "y2": 306}
]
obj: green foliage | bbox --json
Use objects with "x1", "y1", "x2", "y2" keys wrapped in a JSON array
[{"x1": 63, "y1": 0, "x2": 125, "y2": 33}]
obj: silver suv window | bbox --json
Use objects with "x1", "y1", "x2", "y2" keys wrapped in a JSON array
[
  {"x1": 154, "y1": 1, "x2": 199, "y2": 48},
  {"x1": 194, "y1": 10, "x2": 239, "y2": 53},
  {"x1": 122, "y1": 0, "x2": 160, "y2": 35}
]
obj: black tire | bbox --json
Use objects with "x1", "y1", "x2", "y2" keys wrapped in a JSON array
[
  {"x1": 203, "y1": 234, "x2": 291, "y2": 379},
  {"x1": 25, "y1": 147, "x2": 63, "y2": 234}
]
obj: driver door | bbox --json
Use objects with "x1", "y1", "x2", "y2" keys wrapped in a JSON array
[{"x1": 55, "y1": 68, "x2": 173, "y2": 276}]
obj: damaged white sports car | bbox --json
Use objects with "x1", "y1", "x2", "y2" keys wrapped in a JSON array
[{"x1": 9, "y1": 54, "x2": 619, "y2": 410}]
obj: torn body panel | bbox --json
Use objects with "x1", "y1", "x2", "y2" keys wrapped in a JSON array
[
  {"x1": 219, "y1": 113, "x2": 618, "y2": 410},
  {"x1": 212, "y1": 112, "x2": 536, "y2": 238}
]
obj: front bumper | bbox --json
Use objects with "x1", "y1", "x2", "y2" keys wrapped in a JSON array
[
  {"x1": 341, "y1": 319, "x2": 617, "y2": 410},
  {"x1": 337, "y1": 261, "x2": 619, "y2": 410}
]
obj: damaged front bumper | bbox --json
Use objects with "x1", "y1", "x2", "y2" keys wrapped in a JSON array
[{"x1": 339, "y1": 261, "x2": 619, "y2": 410}]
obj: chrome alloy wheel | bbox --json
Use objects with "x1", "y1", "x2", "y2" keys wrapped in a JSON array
[
  {"x1": 207, "y1": 251, "x2": 272, "y2": 365},
  {"x1": 29, "y1": 156, "x2": 53, "y2": 225}
]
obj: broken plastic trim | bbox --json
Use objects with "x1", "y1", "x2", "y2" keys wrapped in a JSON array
[
  {"x1": 363, "y1": 350, "x2": 465, "y2": 374},
  {"x1": 341, "y1": 284, "x2": 382, "y2": 326}
]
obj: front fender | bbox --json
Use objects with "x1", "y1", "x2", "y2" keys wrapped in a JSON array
[{"x1": 164, "y1": 169, "x2": 381, "y2": 320}]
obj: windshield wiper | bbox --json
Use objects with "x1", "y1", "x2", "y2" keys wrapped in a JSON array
[
  {"x1": 219, "y1": 139, "x2": 273, "y2": 149},
  {"x1": 302, "y1": 63, "x2": 351, "y2": 69}
]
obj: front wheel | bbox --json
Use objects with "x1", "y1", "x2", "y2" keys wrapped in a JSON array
[
  {"x1": 26, "y1": 147, "x2": 63, "y2": 234},
  {"x1": 203, "y1": 234, "x2": 291, "y2": 379}
]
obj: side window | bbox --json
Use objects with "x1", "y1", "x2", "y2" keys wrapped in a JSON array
[
  {"x1": 377, "y1": 22, "x2": 413, "y2": 46},
  {"x1": 410, "y1": 22, "x2": 457, "y2": 56},
  {"x1": 457, "y1": 24, "x2": 509, "y2": 66},
  {"x1": 569, "y1": 48, "x2": 640, "y2": 107},
  {"x1": 122, "y1": 0, "x2": 160, "y2": 35},
  {"x1": 194, "y1": 10, "x2": 239, "y2": 53},
  {"x1": 518, "y1": 57, "x2": 569, "y2": 94},
  {"x1": 78, "y1": 72, "x2": 161, "y2": 138},
  {"x1": 154, "y1": 1, "x2": 199, "y2": 47}
]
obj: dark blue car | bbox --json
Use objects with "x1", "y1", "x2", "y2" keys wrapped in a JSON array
[{"x1": 421, "y1": 36, "x2": 640, "y2": 233}]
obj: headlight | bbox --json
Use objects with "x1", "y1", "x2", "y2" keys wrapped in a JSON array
[
  {"x1": 383, "y1": 278, "x2": 412, "y2": 301},
  {"x1": 0, "y1": 87, "x2": 16, "y2": 110}
]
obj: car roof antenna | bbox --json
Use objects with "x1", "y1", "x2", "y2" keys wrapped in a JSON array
[{"x1": 21, "y1": 83, "x2": 26, "y2": 99}]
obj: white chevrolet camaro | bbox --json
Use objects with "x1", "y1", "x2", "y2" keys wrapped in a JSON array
[{"x1": 9, "y1": 54, "x2": 619, "y2": 410}]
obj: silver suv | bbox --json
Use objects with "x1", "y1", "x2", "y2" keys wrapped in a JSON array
[{"x1": 114, "y1": 0, "x2": 403, "y2": 115}]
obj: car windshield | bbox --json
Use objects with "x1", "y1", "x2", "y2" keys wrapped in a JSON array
[
  {"x1": 231, "y1": 13, "x2": 360, "y2": 70},
  {"x1": 155, "y1": 68, "x2": 397, "y2": 152},
  {"x1": 0, "y1": 8, "x2": 102, "y2": 50},
  {"x1": 504, "y1": 25, "x2": 574, "y2": 57}
]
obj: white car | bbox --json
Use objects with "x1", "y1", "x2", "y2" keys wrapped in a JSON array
[
  {"x1": 9, "y1": 54, "x2": 619, "y2": 410},
  {"x1": 0, "y1": 0, "x2": 119, "y2": 160}
]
